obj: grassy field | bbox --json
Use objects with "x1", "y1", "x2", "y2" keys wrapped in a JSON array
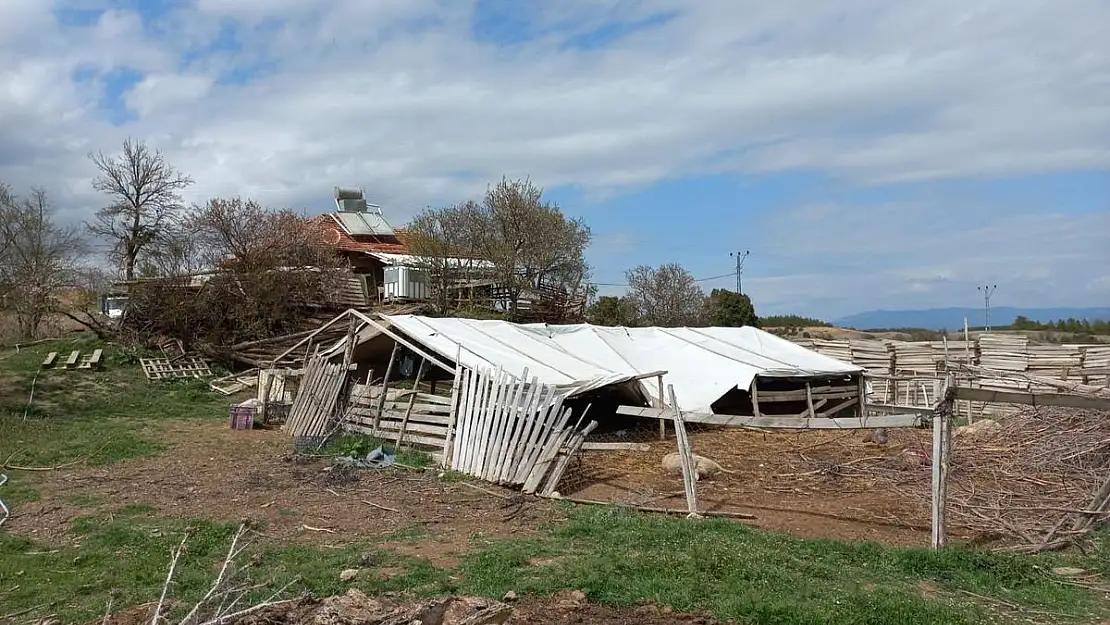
[{"x1": 1, "y1": 336, "x2": 1108, "y2": 624}]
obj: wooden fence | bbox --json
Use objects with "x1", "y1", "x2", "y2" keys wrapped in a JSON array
[{"x1": 449, "y1": 366, "x2": 596, "y2": 494}]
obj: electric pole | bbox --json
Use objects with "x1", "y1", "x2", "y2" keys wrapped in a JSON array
[
  {"x1": 977, "y1": 284, "x2": 997, "y2": 331},
  {"x1": 730, "y1": 250, "x2": 750, "y2": 294}
]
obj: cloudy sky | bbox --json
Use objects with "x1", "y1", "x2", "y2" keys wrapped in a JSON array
[{"x1": 2, "y1": 0, "x2": 1108, "y2": 320}]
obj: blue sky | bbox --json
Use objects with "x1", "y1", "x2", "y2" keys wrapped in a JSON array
[{"x1": 1, "y1": 0, "x2": 1107, "y2": 319}]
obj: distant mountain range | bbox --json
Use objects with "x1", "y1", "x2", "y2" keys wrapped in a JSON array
[{"x1": 834, "y1": 307, "x2": 1110, "y2": 331}]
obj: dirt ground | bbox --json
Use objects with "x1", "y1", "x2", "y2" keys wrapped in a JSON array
[
  {"x1": 9, "y1": 418, "x2": 958, "y2": 555},
  {"x1": 11, "y1": 420, "x2": 559, "y2": 566},
  {"x1": 561, "y1": 424, "x2": 957, "y2": 546},
  {"x1": 95, "y1": 590, "x2": 718, "y2": 625}
]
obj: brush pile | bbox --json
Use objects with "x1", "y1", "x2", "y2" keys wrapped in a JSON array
[{"x1": 897, "y1": 406, "x2": 1110, "y2": 551}]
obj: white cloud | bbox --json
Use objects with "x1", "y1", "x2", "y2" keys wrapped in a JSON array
[
  {"x1": 746, "y1": 206, "x2": 1110, "y2": 318},
  {"x1": 124, "y1": 73, "x2": 213, "y2": 117},
  {"x1": 0, "y1": 0, "x2": 1107, "y2": 314}
]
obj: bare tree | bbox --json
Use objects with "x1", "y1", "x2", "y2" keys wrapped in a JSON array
[
  {"x1": 624, "y1": 263, "x2": 707, "y2": 327},
  {"x1": 404, "y1": 178, "x2": 592, "y2": 321},
  {"x1": 0, "y1": 185, "x2": 88, "y2": 339},
  {"x1": 474, "y1": 178, "x2": 591, "y2": 320},
  {"x1": 405, "y1": 201, "x2": 483, "y2": 314},
  {"x1": 123, "y1": 196, "x2": 348, "y2": 347},
  {"x1": 87, "y1": 138, "x2": 193, "y2": 280}
]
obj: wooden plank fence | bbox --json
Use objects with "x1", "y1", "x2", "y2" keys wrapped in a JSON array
[
  {"x1": 283, "y1": 357, "x2": 349, "y2": 438},
  {"x1": 344, "y1": 384, "x2": 455, "y2": 452},
  {"x1": 449, "y1": 366, "x2": 596, "y2": 493}
]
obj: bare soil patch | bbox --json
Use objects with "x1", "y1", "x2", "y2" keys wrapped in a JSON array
[
  {"x1": 11, "y1": 420, "x2": 561, "y2": 558},
  {"x1": 562, "y1": 424, "x2": 952, "y2": 546}
]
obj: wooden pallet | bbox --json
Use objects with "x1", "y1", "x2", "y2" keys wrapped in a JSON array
[
  {"x1": 159, "y1": 339, "x2": 187, "y2": 362},
  {"x1": 77, "y1": 349, "x2": 103, "y2": 370},
  {"x1": 140, "y1": 357, "x2": 214, "y2": 380}
]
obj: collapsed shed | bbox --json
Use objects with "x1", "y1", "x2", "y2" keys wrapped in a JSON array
[
  {"x1": 340, "y1": 314, "x2": 865, "y2": 414},
  {"x1": 278, "y1": 311, "x2": 870, "y2": 475}
]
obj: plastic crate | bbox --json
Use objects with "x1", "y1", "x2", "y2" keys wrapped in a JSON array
[{"x1": 228, "y1": 404, "x2": 255, "y2": 430}]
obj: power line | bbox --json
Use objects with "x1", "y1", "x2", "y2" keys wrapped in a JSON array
[{"x1": 592, "y1": 271, "x2": 738, "y2": 288}]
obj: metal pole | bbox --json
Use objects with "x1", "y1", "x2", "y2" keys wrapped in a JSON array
[
  {"x1": 731, "y1": 250, "x2": 750, "y2": 294},
  {"x1": 977, "y1": 285, "x2": 997, "y2": 331}
]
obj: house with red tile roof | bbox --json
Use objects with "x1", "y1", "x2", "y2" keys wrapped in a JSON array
[{"x1": 309, "y1": 187, "x2": 492, "y2": 304}]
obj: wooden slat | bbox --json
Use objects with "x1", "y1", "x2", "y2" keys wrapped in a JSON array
[
  {"x1": 580, "y1": 442, "x2": 651, "y2": 452},
  {"x1": 63, "y1": 351, "x2": 80, "y2": 368},
  {"x1": 615, "y1": 405, "x2": 924, "y2": 429},
  {"x1": 953, "y1": 387, "x2": 1110, "y2": 410},
  {"x1": 346, "y1": 424, "x2": 444, "y2": 449},
  {"x1": 540, "y1": 420, "x2": 599, "y2": 496},
  {"x1": 42, "y1": 352, "x2": 58, "y2": 367}
]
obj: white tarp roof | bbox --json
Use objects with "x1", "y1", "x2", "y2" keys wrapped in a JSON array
[{"x1": 382, "y1": 315, "x2": 862, "y2": 413}]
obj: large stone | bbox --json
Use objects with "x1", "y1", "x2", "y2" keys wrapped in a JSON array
[{"x1": 339, "y1": 568, "x2": 360, "y2": 582}]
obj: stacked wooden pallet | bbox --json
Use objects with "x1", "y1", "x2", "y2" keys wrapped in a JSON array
[
  {"x1": 849, "y1": 339, "x2": 893, "y2": 398},
  {"x1": 977, "y1": 335, "x2": 1029, "y2": 372},
  {"x1": 808, "y1": 339, "x2": 853, "y2": 362},
  {"x1": 891, "y1": 341, "x2": 938, "y2": 374},
  {"x1": 1026, "y1": 344, "x2": 1085, "y2": 382},
  {"x1": 1083, "y1": 346, "x2": 1110, "y2": 386}
]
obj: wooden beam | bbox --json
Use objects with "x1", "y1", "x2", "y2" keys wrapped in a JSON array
[
  {"x1": 931, "y1": 399, "x2": 952, "y2": 550},
  {"x1": 615, "y1": 405, "x2": 924, "y2": 429},
  {"x1": 348, "y1": 310, "x2": 456, "y2": 375},
  {"x1": 668, "y1": 384, "x2": 698, "y2": 516},
  {"x1": 865, "y1": 403, "x2": 935, "y2": 416},
  {"x1": 372, "y1": 343, "x2": 401, "y2": 434},
  {"x1": 805, "y1": 381, "x2": 815, "y2": 418},
  {"x1": 751, "y1": 377, "x2": 762, "y2": 418},
  {"x1": 580, "y1": 442, "x2": 651, "y2": 452},
  {"x1": 397, "y1": 357, "x2": 428, "y2": 448},
  {"x1": 270, "y1": 309, "x2": 351, "y2": 366},
  {"x1": 953, "y1": 387, "x2": 1110, "y2": 411},
  {"x1": 656, "y1": 374, "x2": 666, "y2": 441}
]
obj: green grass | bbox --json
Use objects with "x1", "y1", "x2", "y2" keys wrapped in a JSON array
[
  {"x1": 455, "y1": 505, "x2": 1106, "y2": 625},
  {"x1": 0, "y1": 515, "x2": 452, "y2": 623},
  {"x1": 0, "y1": 336, "x2": 229, "y2": 470},
  {"x1": 1, "y1": 504, "x2": 1107, "y2": 625}
]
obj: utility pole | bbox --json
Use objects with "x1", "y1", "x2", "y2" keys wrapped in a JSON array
[
  {"x1": 977, "y1": 284, "x2": 997, "y2": 331},
  {"x1": 730, "y1": 250, "x2": 750, "y2": 294}
]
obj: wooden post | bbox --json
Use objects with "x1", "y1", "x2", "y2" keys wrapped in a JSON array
[
  {"x1": 858, "y1": 375, "x2": 868, "y2": 417},
  {"x1": 396, "y1": 357, "x2": 428, "y2": 448},
  {"x1": 373, "y1": 343, "x2": 401, "y2": 434},
  {"x1": 930, "y1": 387, "x2": 952, "y2": 550},
  {"x1": 667, "y1": 384, "x2": 698, "y2": 517},
  {"x1": 341, "y1": 316, "x2": 358, "y2": 370},
  {"x1": 656, "y1": 374, "x2": 666, "y2": 440},
  {"x1": 258, "y1": 371, "x2": 274, "y2": 424},
  {"x1": 441, "y1": 345, "x2": 464, "y2": 468},
  {"x1": 751, "y1": 377, "x2": 762, "y2": 418},
  {"x1": 805, "y1": 381, "x2": 816, "y2": 418}
]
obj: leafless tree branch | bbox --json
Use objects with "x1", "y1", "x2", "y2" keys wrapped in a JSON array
[{"x1": 86, "y1": 138, "x2": 193, "y2": 280}]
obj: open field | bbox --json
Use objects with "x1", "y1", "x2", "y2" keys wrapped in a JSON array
[{"x1": 2, "y1": 337, "x2": 1109, "y2": 624}]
